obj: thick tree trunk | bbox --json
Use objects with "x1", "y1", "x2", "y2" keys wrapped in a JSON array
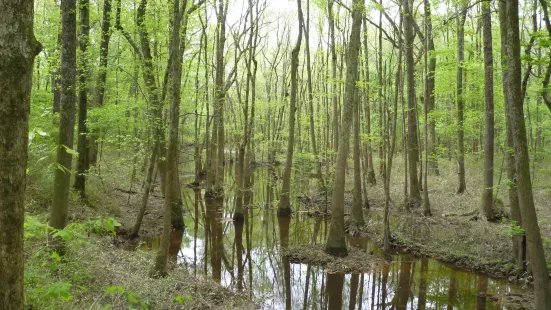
[
  {"x1": 480, "y1": 0, "x2": 494, "y2": 219},
  {"x1": 151, "y1": 0, "x2": 187, "y2": 277},
  {"x1": 498, "y1": 0, "x2": 525, "y2": 272},
  {"x1": 455, "y1": 8, "x2": 467, "y2": 194},
  {"x1": 0, "y1": 0, "x2": 41, "y2": 307},
  {"x1": 325, "y1": 0, "x2": 364, "y2": 257},
  {"x1": 503, "y1": 1, "x2": 551, "y2": 307},
  {"x1": 278, "y1": 0, "x2": 303, "y2": 217},
  {"x1": 74, "y1": 0, "x2": 90, "y2": 196},
  {"x1": 50, "y1": 0, "x2": 77, "y2": 242}
]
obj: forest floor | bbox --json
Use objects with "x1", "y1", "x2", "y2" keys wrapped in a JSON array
[
  {"x1": 23, "y1": 149, "x2": 545, "y2": 309},
  {"x1": 360, "y1": 154, "x2": 551, "y2": 283},
  {"x1": 24, "y1": 154, "x2": 256, "y2": 309}
]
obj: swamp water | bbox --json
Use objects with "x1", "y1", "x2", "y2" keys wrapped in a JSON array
[{"x1": 131, "y1": 168, "x2": 527, "y2": 309}]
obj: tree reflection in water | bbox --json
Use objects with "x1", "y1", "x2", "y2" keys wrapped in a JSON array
[{"x1": 134, "y1": 168, "x2": 524, "y2": 309}]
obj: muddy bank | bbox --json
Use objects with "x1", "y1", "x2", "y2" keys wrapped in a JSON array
[{"x1": 282, "y1": 244, "x2": 381, "y2": 273}]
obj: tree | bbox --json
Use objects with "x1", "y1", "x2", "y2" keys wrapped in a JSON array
[
  {"x1": 151, "y1": 0, "x2": 187, "y2": 277},
  {"x1": 348, "y1": 89, "x2": 365, "y2": 235},
  {"x1": 89, "y1": 0, "x2": 112, "y2": 166},
  {"x1": 50, "y1": 0, "x2": 78, "y2": 246},
  {"x1": 502, "y1": 1, "x2": 551, "y2": 307},
  {"x1": 207, "y1": 0, "x2": 228, "y2": 195},
  {"x1": 498, "y1": 0, "x2": 524, "y2": 272},
  {"x1": 74, "y1": 0, "x2": 90, "y2": 197},
  {"x1": 455, "y1": 4, "x2": 467, "y2": 194},
  {"x1": 325, "y1": 0, "x2": 364, "y2": 256},
  {"x1": 404, "y1": 0, "x2": 422, "y2": 207},
  {"x1": 480, "y1": 0, "x2": 494, "y2": 219},
  {"x1": 424, "y1": 0, "x2": 438, "y2": 176},
  {"x1": 278, "y1": 0, "x2": 303, "y2": 217},
  {"x1": 0, "y1": 0, "x2": 41, "y2": 307}
]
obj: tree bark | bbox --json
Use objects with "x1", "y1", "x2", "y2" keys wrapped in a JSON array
[
  {"x1": 89, "y1": 0, "x2": 112, "y2": 166},
  {"x1": 328, "y1": 0, "x2": 339, "y2": 153},
  {"x1": 404, "y1": 0, "x2": 422, "y2": 207},
  {"x1": 424, "y1": 0, "x2": 438, "y2": 175},
  {"x1": 503, "y1": 1, "x2": 551, "y2": 307},
  {"x1": 498, "y1": 0, "x2": 525, "y2": 272},
  {"x1": 325, "y1": 0, "x2": 364, "y2": 257},
  {"x1": 480, "y1": 0, "x2": 494, "y2": 219},
  {"x1": 74, "y1": 0, "x2": 90, "y2": 196},
  {"x1": 455, "y1": 7, "x2": 467, "y2": 194},
  {"x1": 50, "y1": 0, "x2": 78, "y2": 242},
  {"x1": 349, "y1": 89, "x2": 365, "y2": 234},
  {"x1": 0, "y1": 0, "x2": 41, "y2": 307},
  {"x1": 151, "y1": 0, "x2": 187, "y2": 277},
  {"x1": 278, "y1": 0, "x2": 303, "y2": 217}
]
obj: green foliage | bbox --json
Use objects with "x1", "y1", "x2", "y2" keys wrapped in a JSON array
[
  {"x1": 501, "y1": 219, "x2": 525, "y2": 236},
  {"x1": 103, "y1": 286, "x2": 150, "y2": 309},
  {"x1": 83, "y1": 217, "x2": 122, "y2": 236},
  {"x1": 173, "y1": 295, "x2": 193, "y2": 305}
]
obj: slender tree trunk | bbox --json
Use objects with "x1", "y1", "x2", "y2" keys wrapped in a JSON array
[
  {"x1": 363, "y1": 18, "x2": 376, "y2": 185},
  {"x1": 424, "y1": 0, "x2": 438, "y2": 175},
  {"x1": 422, "y1": 0, "x2": 432, "y2": 216},
  {"x1": 130, "y1": 147, "x2": 157, "y2": 237},
  {"x1": 89, "y1": 0, "x2": 112, "y2": 166},
  {"x1": 480, "y1": 0, "x2": 494, "y2": 219},
  {"x1": 304, "y1": 0, "x2": 326, "y2": 194},
  {"x1": 349, "y1": 90, "x2": 365, "y2": 234},
  {"x1": 455, "y1": 7, "x2": 467, "y2": 194},
  {"x1": 328, "y1": 0, "x2": 339, "y2": 153},
  {"x1": 325, "y1": 0, "x2": 364, "y2": 256},
  {"x1": 278, "y1": 0, "x2": 303, "y2": 217},
  {"x1": 0, "y1": 0, "x2": 41, "y2": 307},
  {"x1": 74, "y1": 0, "x2": 90, "y2": 196},
  {"x1": 50, "y1": 0, "x2": 77, "y2": 245},
  {"x1": 503, "y1": 1, "x2": 551, "y2": 307},
  {"x1": 404, "y1": 0, "x2": 422, "y2": 207}
]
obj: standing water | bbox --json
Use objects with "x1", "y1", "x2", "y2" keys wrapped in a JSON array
[{"x1": 135, "y1": 168, "x2": 526, "y2": 309}]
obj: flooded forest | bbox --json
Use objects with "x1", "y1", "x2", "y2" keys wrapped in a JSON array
[{"x1": 3, "y1": 0, "x2": 551, "y2": 309}]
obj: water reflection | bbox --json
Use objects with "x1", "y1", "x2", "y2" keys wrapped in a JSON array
[{"x1": 134, "y1": 169, "x2": 525, "y2": 309}]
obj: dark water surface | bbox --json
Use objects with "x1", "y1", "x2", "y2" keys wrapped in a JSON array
[{"x1": 135, "y1": 168, "x2": 526, "y2": 309}]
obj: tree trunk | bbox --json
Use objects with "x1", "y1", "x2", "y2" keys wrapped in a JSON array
[
  {"x1": 363, "y1": 18, "x2": 376, "y2": 185},
  {"x1": 278, "y1": 0, "x2": 303, "y2": 217},
  {"x1": 349, "y1": 90, "x2": 365, "y2": 234},
  {"x1": 0, "y1": 0, "x2": 40, "y2": 307},
  {"x1": 325, "y1": 0, "x2": 364, "y2": 257},
  {"x1": 425, "y1": 0, "x2": 438, "y2": 175},
  {"x1": 304, "y1": 0, "x2": 326, "y2": 194},
  {"x1": 422, "y1": 0, "x2": 432, "y2": 216},
  {"x1": 455, "y1": 7, "x2": 467, "y2": 194},
  {"x1": 480, "y1": 0, "x2": 494, "y2": 219},
  {"x1": 50, "y1": 0, "x2": 78, "y2": 245},
  {"x1": 89, "y1": 0, "x2": 112, "y2": 166},
  {"x1": 503, "y1": 1, "x2": 551, "y2": 307},
  {"x1": 404, "y1": 0, "x2": 422, "y2": 207},
  {"x1": 498, "y1": 0, "x2": 525, "y2": 272},
  {"x1": 328, "y1": 0, "x2": 339, "y2": 153},
  {"x1": 130, "y1": 147, "x2": 157, "y2": 237},
  {"x1": 74, "y1": 0, "x2": 90, "y2": 197},
  {"x1": 151, "y1": 0, "x2": 187, "y2": 277}
]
